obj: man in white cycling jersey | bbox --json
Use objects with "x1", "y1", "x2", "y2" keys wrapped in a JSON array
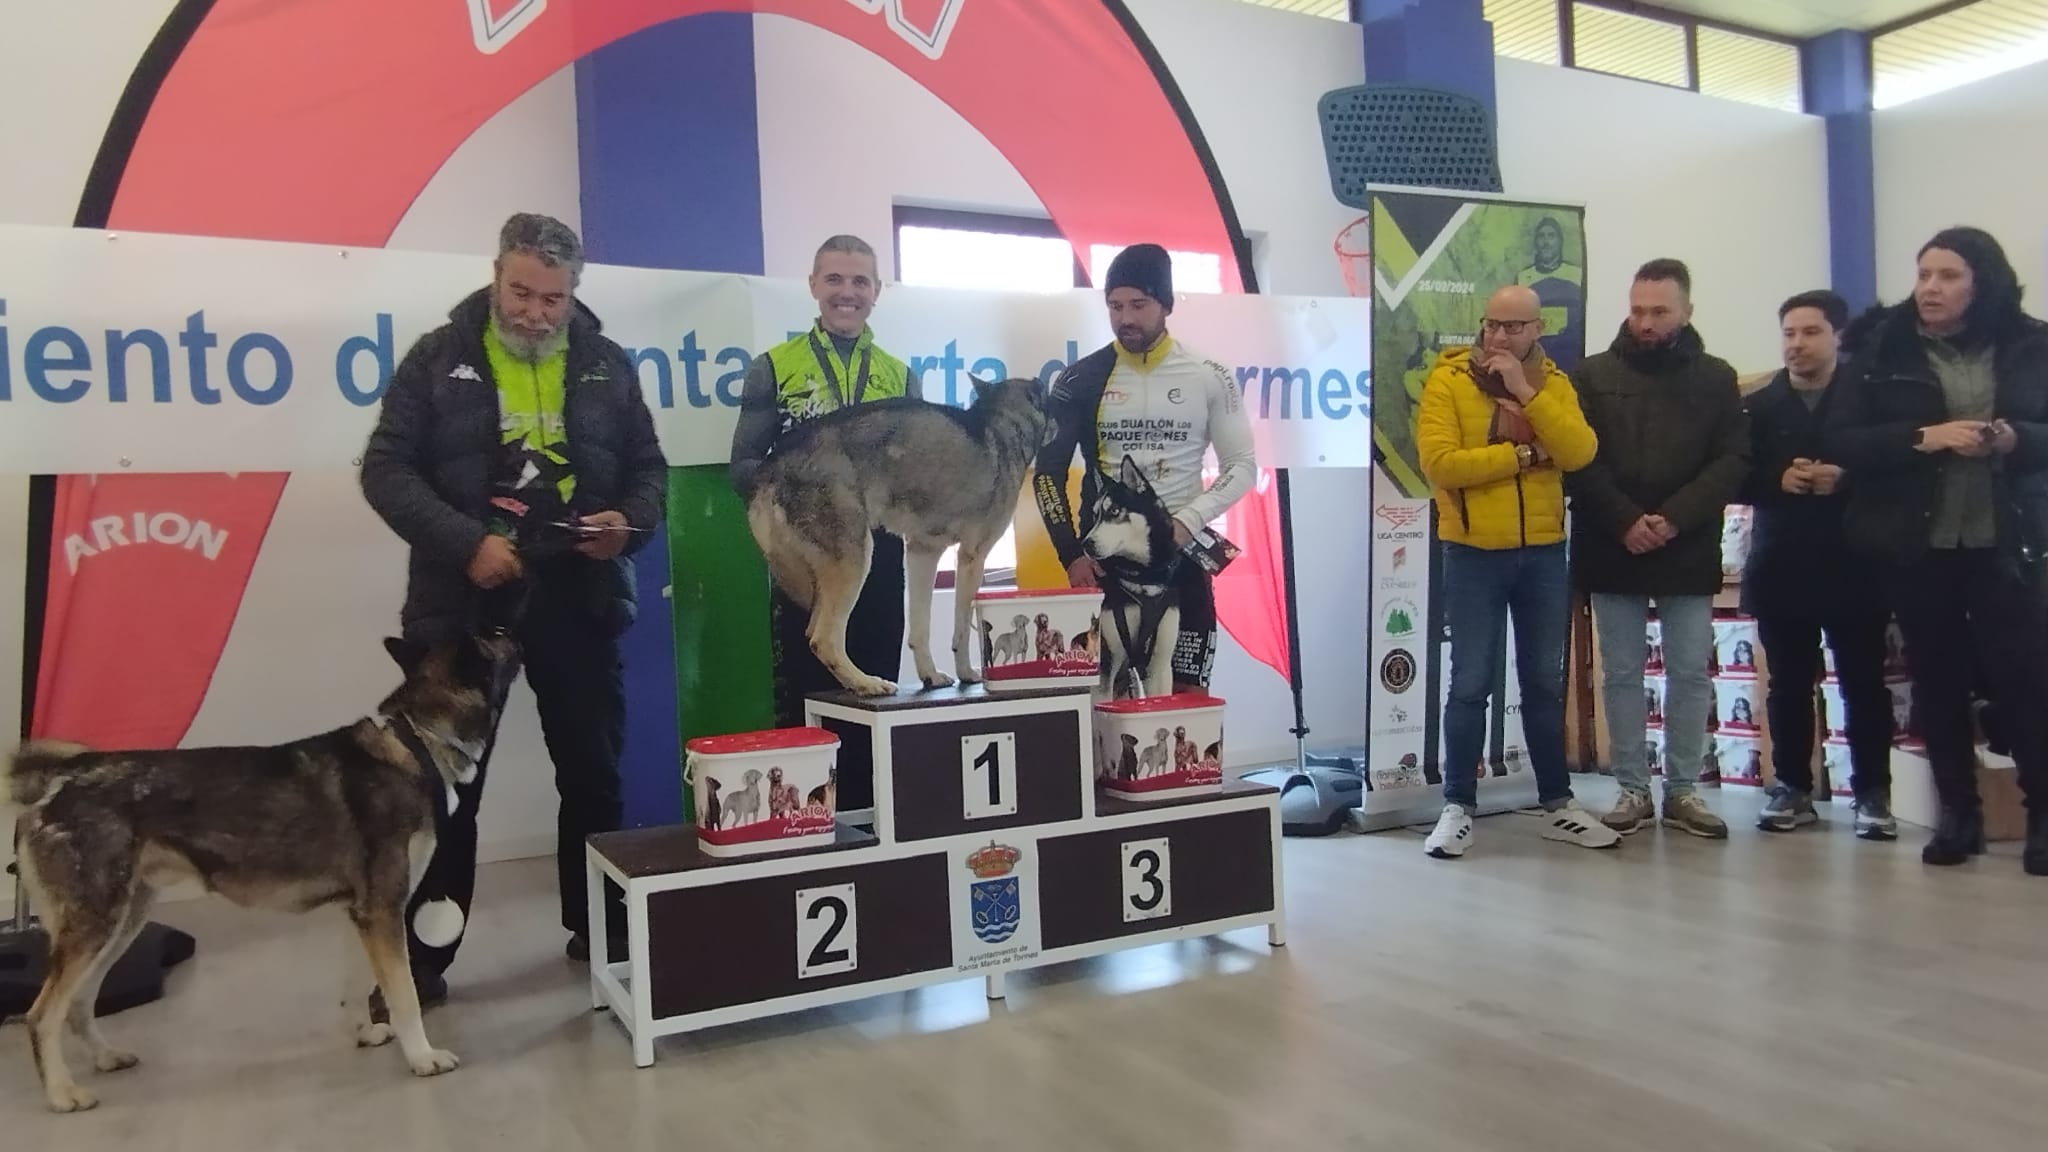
[{"x1": 1033, "y1": 242, "x2": 1258, "y2": 691}]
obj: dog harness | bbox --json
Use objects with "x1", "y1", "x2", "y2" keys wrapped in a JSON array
[{"x1": 1099, "y1": 550, "x2": 1183, "y2": 697}]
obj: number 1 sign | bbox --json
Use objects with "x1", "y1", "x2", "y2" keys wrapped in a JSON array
[{"x1": 961, "y1": 732, "x2": 1019, "y2": 820}]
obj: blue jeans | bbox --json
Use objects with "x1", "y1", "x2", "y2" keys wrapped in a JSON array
[
  {"x1": 1440, "y1": 542, "x2": 1573, "y2": 808},
  {"x1": 1593, "y1": 593, "x2": 1714, "y2": 798}
]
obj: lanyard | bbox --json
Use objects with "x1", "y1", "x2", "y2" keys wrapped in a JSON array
[{"x1": 808, "y1": 327, "x2": 873, "y2": 410}]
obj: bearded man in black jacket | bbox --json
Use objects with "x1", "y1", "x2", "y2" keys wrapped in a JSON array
[{"x1": 1567, "y1": 258, "x2": 1749, "y2": 841}]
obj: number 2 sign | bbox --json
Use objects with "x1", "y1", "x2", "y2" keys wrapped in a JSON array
[{"x1": 795, "y1": 884, "x2": 859, "y2": 979}]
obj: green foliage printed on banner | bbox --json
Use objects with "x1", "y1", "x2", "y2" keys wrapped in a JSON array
[
  {"x1": 1370, "y1": 194, "x2": 1588, "y2": 499},
  {"x1": 667, "y1": 464, "x2": 777, "y2": 816}
]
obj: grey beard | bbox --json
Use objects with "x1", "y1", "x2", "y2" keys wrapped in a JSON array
[{"x1": 491, "y1": 313, "x2": 568, "y2": 363}]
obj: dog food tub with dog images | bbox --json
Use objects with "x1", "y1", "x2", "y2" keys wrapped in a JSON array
[
  {"x1": 972, "y1": 588, "x2": 1104, "y2": 692},
  {"x1": 1093, "y1": 693, "x2": 1227, "y2": 802},
  {"x1": 685, "y1": 728, "x2": 841, "y2": 858}
]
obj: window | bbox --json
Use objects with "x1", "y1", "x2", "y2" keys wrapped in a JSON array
[
  {"x1": 1569, "y1": 1, "x2": 1691, "y2": 88},
  {"x1": 1874, "y1": 0, "x2": 2048, "y2": 110},
  {"x1": 1696, "y1": 26, "x2": 1802, "y2": 113},
  {"x1": 1486, "y1": 0, "x2": 1564, "y2": 66}
]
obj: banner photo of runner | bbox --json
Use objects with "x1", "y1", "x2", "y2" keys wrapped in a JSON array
[
  {"x1": 1361, "y1": 191, "x2": 1588, "y2": 825},
  {"x1": 0, "y1": 224, "x2": 1372, "y2": 477}
]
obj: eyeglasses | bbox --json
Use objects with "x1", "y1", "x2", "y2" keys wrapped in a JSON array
[{"x1": 1480, "y1": 319, "x2": 1536, "y2": 335}]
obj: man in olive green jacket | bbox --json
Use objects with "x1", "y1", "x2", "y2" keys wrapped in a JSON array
[{"x1": 1567, "y1": 258, "x2": 1749, "y2": 840}]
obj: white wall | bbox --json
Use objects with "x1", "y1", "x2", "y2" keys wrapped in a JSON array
[
  {"x1": 388, "y1": 65, "x2": 583, "y2": 252},
  {"x1": 1494, "y1": 57, "x2": 1831, "y2": 374},
  {"x1": 0, "y1": 0, "x2": 178, "y2": 227},
  {"x1": 754, "y1": 16, "x2": 1038, "y2": 282},
  {"x1": 1874, "y1": 58, "x2": 2048, "y2": 307}
]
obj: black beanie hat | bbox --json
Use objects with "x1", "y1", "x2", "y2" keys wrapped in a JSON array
[{"x1": 1105, "y1": 243, "x2": 1173, "y2": 310}]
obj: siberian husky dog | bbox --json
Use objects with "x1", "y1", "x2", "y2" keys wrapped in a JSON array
[
  {"x1": 1082, "y1": 455, "x2": 1183, "y2": 699},
  {"x1": 7, "y1": 633, "x2": 518, "y2": 1113},
  {"x1": 745, "y1": 376, "x2": 1052, "y2": 695}
]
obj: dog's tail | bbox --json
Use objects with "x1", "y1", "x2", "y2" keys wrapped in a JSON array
[{"x1": 5, "y1": 739, "x2": 93, "y2": 806}]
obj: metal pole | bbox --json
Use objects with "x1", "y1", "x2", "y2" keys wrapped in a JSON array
[{"x1": 1276, "y1": 468, "x2": 1309, "y2": 773}]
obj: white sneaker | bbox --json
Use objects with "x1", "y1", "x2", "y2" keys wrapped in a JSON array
[
  {"x1": 1425, "y1": 803, "x2": 1474, "y2": 858},
  {"x1": 1541, "y1": 800, "x2": 1622, "y2": 850}
]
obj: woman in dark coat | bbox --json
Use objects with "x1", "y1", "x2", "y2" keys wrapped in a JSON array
[{"x1": 1825, "y1": 227, "x2": 2048, "y2": 874}]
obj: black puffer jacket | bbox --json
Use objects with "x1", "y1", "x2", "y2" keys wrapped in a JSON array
[
  {"x1": 1823, "y1": 301, "x2": 2048, "y2": 567},
  {"x1": 360, "y1": 289, "x2": 667, "y2": 640},
  {"x1": 1566, "y1": 322, "x2": 1749, "y2": 596}
]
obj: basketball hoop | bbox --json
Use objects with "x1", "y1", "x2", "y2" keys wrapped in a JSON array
[{"x1": 1333, "y1": 214, "x2": 1370, "y2": 299}]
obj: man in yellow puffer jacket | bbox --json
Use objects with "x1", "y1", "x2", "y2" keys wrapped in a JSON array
[{"x1": 1412, "y1": 284, "x2": 1612, "y2": 859}]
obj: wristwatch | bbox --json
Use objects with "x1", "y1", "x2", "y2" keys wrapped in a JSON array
[{"x1": 1515, "y1": 444, "x2": 1534, "y2": 470}]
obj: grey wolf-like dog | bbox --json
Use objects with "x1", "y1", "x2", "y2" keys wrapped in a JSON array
[
  {"x1": 6, "y1": 633, "x2": 517, "y2": 1113},
  {"x1": 745, "y1": 376, "x2": 1052, "y2": 695},
  {"x1": 1082, "y1": 455, "x2": 1183, "y2": 698}
]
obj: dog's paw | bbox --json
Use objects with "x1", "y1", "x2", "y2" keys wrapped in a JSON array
[
  {"x1": 93, "y1": 1049, "x2": 140, "y2": 1073},
  {"x1": 920, "y1": 671, "x2": 956, "y2": 690},
  {"x1": 958, "y1": 668, "x2": 984, "y2": 685},
  {"x1": 408, "y1": 1048, "x2": 461, "y2": 1077},
  {"x1": 850, "y1": 676, "x2": 897, "y2": 697},
  {"x1": 356, "y1": 1022, "x2": 395, "y2": 1048},
  {"x1": 46, "y1": 1084, "x2": 99, "y2": 1113}
]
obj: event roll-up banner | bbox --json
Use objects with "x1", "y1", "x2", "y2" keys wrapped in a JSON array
[{"x1": 1360, "y1": 189, "x2": 1588, "y2": 829}]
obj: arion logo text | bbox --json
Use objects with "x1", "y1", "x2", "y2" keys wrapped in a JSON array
[
  {"x1": 469, "y1": 1, "x2": 969, "y2": 60},
  {"x1": 63, "y1": 511, "x2": 229, "y2": 574}
]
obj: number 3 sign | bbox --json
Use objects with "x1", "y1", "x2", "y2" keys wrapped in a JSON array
[{"x1": 1121, "y1": 838, "x2": 1173, "y2": 923}]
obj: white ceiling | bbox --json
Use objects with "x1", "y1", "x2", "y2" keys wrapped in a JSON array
[{"x1": 1242, "y1": 1, "x2": 1956, "y2": 39}]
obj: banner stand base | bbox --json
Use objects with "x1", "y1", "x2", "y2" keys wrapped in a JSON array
[{"x1": 0, "y1": 923, "x2": 197, "y2": 1021}]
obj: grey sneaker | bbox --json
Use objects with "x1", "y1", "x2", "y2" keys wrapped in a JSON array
[
  {"x1": 1602, "y1": 789, "x2": 1656, "y2": 834},
  {"x1": 1854, "y1": 795, "x2": 1899, "y2": 842},
  {"x1": 1663, "y1": 792, "x2": 1729, "y2": 839},
  {"x1": 1757, "y1": 784, "x2": 1818, "y2": 832}
]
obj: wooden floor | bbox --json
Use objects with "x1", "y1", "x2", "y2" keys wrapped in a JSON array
[{"x1": 5, "y1": 780, "x2": 2044, "y2": 1151}]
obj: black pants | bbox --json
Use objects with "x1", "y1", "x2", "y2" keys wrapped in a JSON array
[
  {"x1": 1169, "y1": 561, "x2": 1218, "y2": 689},
  {"x1": 770, "y1": 528, "x2": 905, "y2": 811},
  {"x1": 1755, "y1": 610, "x2": 1892, "y2": 798},
  {"x1": 1891, "y1": 547, "x2": 2048, "y2": 813},
  {"x1": 405, "y1": 558, "x2": 628, "y2": 983}
]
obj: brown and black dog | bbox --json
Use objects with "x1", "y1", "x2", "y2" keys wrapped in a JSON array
[{"x1": 6, "y1": 632, "x2": 518, "y2": 1113}]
